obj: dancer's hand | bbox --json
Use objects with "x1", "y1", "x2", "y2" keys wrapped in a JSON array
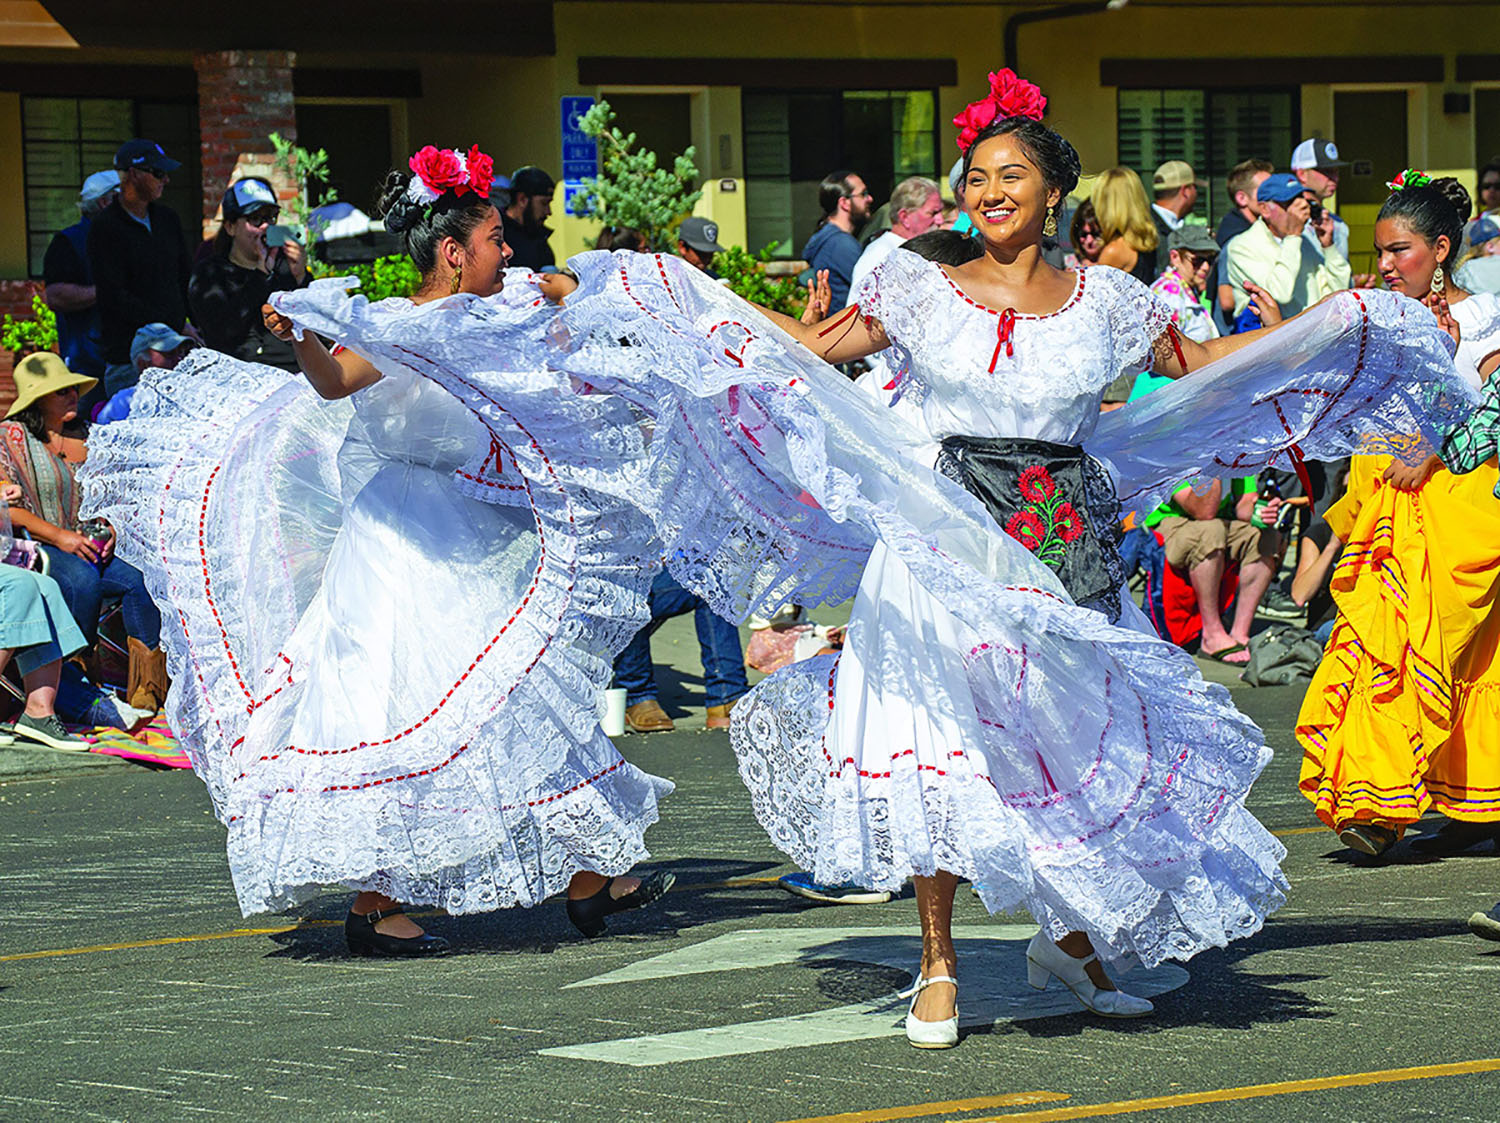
[
  {"x1": 1244, "y1": 283, "x2": 1282, "y2": 326},
  {"x1": 1383, "y1": 454, "x2": 1440, "y2": 491},
  {"x1": 263, "y1": 304, "x2": 295, "y2": 341},
  {"x1": 1423, "y1": 289, "x2": 1461, "y2": 348},
  {"x1": 800, "y1": 270, "x2": 831, "y2": 325}
]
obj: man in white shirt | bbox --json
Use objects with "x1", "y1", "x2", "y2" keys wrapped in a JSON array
[
  {"x1": 848, "y1": 176, "x2": 943, "y2": 297},
  {"x1": 1291, "y1": 137, "x2": 1351, "y2": 262},
  {"x1": 1226, "y1": 173, "x2": 1351, "y2": 320},
  {"x1": 1150, "y1": 160, "x2": 1205, "y2": 246}
]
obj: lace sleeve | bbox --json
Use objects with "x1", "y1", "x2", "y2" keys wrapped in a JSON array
[
  {"x1": 848, "y1": 250, "x2": 939, "y2": 403},
  {"x1": 1088, "y1": 265, "x2": 1177, "y2": 378}
]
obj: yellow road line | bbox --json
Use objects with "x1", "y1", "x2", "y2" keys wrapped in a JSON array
[
  {"x1": 783, "y1": 1091, "x2": 1068, "y2": 1123},
  {"x1": 1271, "y1": 825, "x2": 1328, "y2": 837},
  {"x1": 0, "y1": 925, "x2": 309, "y2": 962},
  {"x1": 960, "y1": 1058, "x2": 1500, "y2": 1122}
]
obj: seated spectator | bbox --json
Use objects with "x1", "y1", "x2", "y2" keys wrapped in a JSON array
[
  {"x1": 1151, "y1": 226, "x2": 1223, "y2": 343},
  {"x1": 1066, "y1": 198, "x2": 1103, "y2": 269},
  {"x1": 1092, "y1": 167, "x2": 1160, "y2": 284},
  {"x1": 0, "y1": 559, "x2": 90, "y2": 751},
  {"x1": 1226, "y1": 173, "x2": 1351, "y2": 324},
  {"x1": 613, "y1": 566, "x2": 750, "y2": 732},
  {"x1": 189, "y1": 179, "x2": 309, "y2": 371},
  {"x1": 92, "y1": 323, "x2": 194, "y2": 425},
  {"x1": 849, "y1": 176, "x2": 943, "y2": 296},
  {"x1": 42, "y1": 169, "x2": 119, "y2": 383},
  {"x1": 1144, "y1": 477, "x2": 1284, "y2": 665},
  {"x1": 1456, "y1": 216, "x2": 1500, "y2": 295},
  {"x1": 676, "y1": 217, "x2": 725, "y2": 275},
  {"x1": 0, "y1": 353, "x2": 166, "y2": 711}
]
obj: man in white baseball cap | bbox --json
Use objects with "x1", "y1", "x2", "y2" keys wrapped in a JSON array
[
  {"x1": 40, "y1": 169, "x2": 120, "y2": 381},
  {"x1": 1291, "y1": 136, "x2": 1351, "y2": 263}
]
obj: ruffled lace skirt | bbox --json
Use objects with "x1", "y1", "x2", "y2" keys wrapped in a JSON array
[{"x1": 80, "y1": 316, "x2": 672, "y2": 916}]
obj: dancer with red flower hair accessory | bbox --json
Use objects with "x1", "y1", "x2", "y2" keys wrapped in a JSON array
[{"x1": 79, "y1": 147, "x2": 676, "y2": 956}]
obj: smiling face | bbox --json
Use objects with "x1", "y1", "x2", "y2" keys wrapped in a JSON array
[
  {"x1": 962, "y1": 132, "x2": 1059, "y2": 250},
  {"x1": 1374, "y1": 216, "x2": 1448, "y2": 298}
]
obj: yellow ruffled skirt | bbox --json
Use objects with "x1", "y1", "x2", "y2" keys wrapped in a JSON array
[{"x1": 1297, "y1": 455, "x2": 1500, "y2": 832}]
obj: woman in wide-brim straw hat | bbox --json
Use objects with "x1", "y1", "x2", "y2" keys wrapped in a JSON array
[{"x1": 0, "y1": 351, "x2": 167, "y2": 712}]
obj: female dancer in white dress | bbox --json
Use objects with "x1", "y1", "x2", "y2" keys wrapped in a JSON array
[{"x1": 81, "y1": 147, "x2": 674, "y2": 955}]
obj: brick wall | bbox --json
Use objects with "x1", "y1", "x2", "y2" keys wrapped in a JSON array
[
  {"x1": 0, "y1": 280, "x2": 43, "y2": 322},
  {"x1": 193, "y1": 50, "x2": 299, "y2": 240}
]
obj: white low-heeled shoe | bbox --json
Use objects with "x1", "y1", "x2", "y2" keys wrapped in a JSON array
[
  {"x1": 899, "y1": 972, "x2": 959, "y2": 1048},
  {"x1": 1024, "y1": 932, "x2": 1154, "y2": 1018}
]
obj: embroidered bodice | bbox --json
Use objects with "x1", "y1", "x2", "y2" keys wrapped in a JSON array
[{"x1": 853, "y1": 252, "x2": 1173, "y2": 446}]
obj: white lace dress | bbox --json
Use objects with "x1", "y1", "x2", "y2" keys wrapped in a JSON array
[
  {"x1": 542, "y1": 251, "x2": 1472, "y2": 969},
  {"x1": 80, "y1": 271, "x2": 672, "y2": 917}
]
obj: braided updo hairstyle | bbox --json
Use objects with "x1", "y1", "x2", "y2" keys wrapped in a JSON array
[
  {"x1": 1378, "y1": 176, "x2": 1472, "y2": 267},
  {"x1": 376, "y1": 169, "x2": 498, "y2": 274},
  {"x1": 961, "y1": 117, "x2": 1082, "y2": 207}
]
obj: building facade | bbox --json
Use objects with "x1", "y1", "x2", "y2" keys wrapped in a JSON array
[{"x1": 2, "y1": 0, "x2": 1499, "y2": 299}]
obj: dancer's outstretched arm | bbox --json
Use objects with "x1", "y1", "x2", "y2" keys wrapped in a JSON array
[
  {"x1": 758, "y1": 298, "x2": 892, "y2": 365},
  {"x1": 262, "y1": 304, "x2": 382, "y2": 400}
]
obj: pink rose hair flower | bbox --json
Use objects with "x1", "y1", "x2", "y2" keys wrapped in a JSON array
[{"x1": 954, "y1": 68, "x2": 1048, "y2": 152}]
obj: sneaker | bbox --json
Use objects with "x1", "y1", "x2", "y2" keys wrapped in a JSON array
[
  {"x1": 1468, "y1": 903, "x2": 1500, "y2": 942},
  {"x1": 777, "y1": 871, "x2": 892, "y2": 905},
  {"x1": 6, "y1": 713, "x2": 90, "y2": 752},
  {"x1": 1256, "y1": 586, "x2": 1306, "y2": 621}
]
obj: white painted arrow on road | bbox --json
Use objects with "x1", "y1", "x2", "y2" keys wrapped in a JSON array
[{"x1": 541, "y1": 925, "x2": 1189, "y2": 1065}]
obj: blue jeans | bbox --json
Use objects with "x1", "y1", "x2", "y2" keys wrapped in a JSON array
[
  {"x1": 613, "y1": 570, "x2": 749, "y2": 708},
  {"x1": 39, "y1": 546, "x2": 161, "y2": 648},
  {"x1": 0, "y1": 567, "x2": 87, "y2": 676}
]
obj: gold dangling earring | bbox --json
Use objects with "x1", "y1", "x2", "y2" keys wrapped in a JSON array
[
  {"x1": 1432, "y1": 263, "x2": 1445, "y2": 295},
  {"x1": 1043, "y1": 206, "x2": 1058, "y2": 238},
  {"x1": 450, "y1": 259, "x2": 463, "y2": 295}
]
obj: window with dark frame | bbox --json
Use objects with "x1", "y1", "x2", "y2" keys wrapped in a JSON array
[
  {"x1": 21, "y1": 95, "x2": 201, "y2": 278},
  {"x1": 744, "y1": 89, "x2": 939, "y2": 259},
  {"x1": 1117, "y1": 88, "x2": 1299, "y2": 229}
]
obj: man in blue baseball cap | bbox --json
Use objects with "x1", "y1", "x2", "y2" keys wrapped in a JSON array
[
  {"x1": 86, "y1": 139, "x2": 194, "y2": 396},
  {"x1": 1224, "y1": 172, "x2": 1351, "y2": 322}
]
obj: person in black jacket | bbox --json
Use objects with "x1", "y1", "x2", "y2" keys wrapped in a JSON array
[
  {"x1": 87, "y1": 139, "x2": 194, "y2": 396},
  {"x1": 189, "y1": 178, "x2": 308, "y2": 371}
]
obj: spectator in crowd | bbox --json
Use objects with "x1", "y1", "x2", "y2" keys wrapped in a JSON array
[
  {"x1": 1291, "y1": 137, "x2": 1351, "y2": 261},
  {"x1": 1150, "y1": 160, "x2": 1205, "y2": 244},
  {"x1": 848, "y1": 176, "x2": 943, "y2": 296},
  {"x1": 0, "y1": 556, "x2": 90, "y2": 751},
  {"x1": 598, "y1": 225, "x2": 648, "y2": 252},
  {"x1": 0, "y1": 353, "x2": 166, "y2": 712},
  {"x1": 1214, "y1": 159, "x2": 1275, "y2": 331},
  {"x1": 1150, "y1": 226, "x2": 1223, "y2": 343},
  {"x1": 1216, "y1": 159, "x2": 1274, "y2": 248},
  {"x1": 1092, "y1": 166, "x2": 1160, "y2": 283},
  {"x1": 676, "y1": 217, "x2": 726, "y2": 275},
  {"x1": 612, "y1": 566, "x2": 751, "y2": 732},
  {"x1": 87, "y1": 139, "x2": 193, "y2": 398},
  {"x1": 802, "y1": 170, "x2": 873, "y2": 312},
  {"x1": 1478, "y1": 157, "x2": 1500, "y2": 221},
  {"x1": 859, "y1": 201, "x2": 891, "y2": 248},
  {"x1": 1290, "y1": 469, "x2": 1350, "y2": 647},
  {"x1": 188, "y1": 179, "x2": 309, "y2": 371},
  {"x1": 1456, "y1": 215, "x2": 1500, "y2": 295},
  {"x1": 1144, "y1": 476, "x2": 1284, "y2": 665},
  {"x1": 1065, "y1": 198, "x2": 1102, "y2": 269},
  {"x1": 92, "y1": 323, "x2": 195, "y2": 425},
  {"x1": 42, "y1": 170, "x2": 119, "y2": 382},
  {"x1": 501, "y1": 166, "x2": 556, "y2": 271},
  {"x1": 1226, "y1": 173, "x2": 1351, "y2": 321}
]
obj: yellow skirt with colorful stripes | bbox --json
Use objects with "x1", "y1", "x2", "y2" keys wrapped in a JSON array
[{"x1": 1297, "y1": 455, "x2": 1500, "y2": 831}]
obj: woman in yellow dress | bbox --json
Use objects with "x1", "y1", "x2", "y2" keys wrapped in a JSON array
[{"x1": 1298, "y1": 172, "x2": 1500, "y2": 855}]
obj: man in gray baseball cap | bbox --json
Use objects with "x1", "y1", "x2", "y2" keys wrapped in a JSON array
[{"x1": 677, "y1": 216, "x2": 726, "y2": 275}]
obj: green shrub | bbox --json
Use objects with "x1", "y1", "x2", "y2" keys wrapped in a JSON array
[
  {"x1": 572, "y1": 100, "x2": 703, "y2": 252},
  {"x1": 314, "y1": 254, "x2": 422, "y2": 301},
  {"x1": 1, "y1": 295, "x2": 58, "y2": 355},
  {"x1": 715, "y1": 242, "x2": 806, "y2": 318}
]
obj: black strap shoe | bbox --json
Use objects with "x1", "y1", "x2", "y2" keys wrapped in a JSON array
[
  {"x1": 345, "y1": 906, "x2": 451, "y2": 958},
  {"x1": 565, "y1": 870, "x2": 676, "y2": 938}
]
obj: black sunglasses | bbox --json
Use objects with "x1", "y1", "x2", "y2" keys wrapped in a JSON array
[{"x1": 243, "y1": 208, "x2": 279, "y2": 225}]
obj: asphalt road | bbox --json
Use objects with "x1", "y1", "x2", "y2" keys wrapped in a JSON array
[{"x1": 2, "y1": 612, "x2": 1498, "y2": 1122}]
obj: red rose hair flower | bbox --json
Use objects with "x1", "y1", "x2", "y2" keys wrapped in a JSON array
[
  {"x1": 466, "y1": 145, "x2": 496, "y2": 198},
  {"x1": 1005, "y1": 510, "x2": 1048, "y2": 551},
  {"x1": 1018, "y1": 465, "x2": 1056, "y2": 502},
  {"x1": 1053, "y1": 502, "x2": 1085, "y2": 543},
  {"x1": 954, "y1": 68, "x2": 1048, "y2": 152},
  {"x1": 410, "y1": 145, "x2": 466, "y2": 193}
]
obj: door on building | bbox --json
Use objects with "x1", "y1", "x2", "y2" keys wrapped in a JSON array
[
  {"x1": 294, "y1": 104, "x2": 394, "y2": 216},
  {"x1": 1334, "y1": 90, "x2": 1408, "y2": 275},
  {"x1": 743, "y1": 89, "x2": 938, "y2": 258}
]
